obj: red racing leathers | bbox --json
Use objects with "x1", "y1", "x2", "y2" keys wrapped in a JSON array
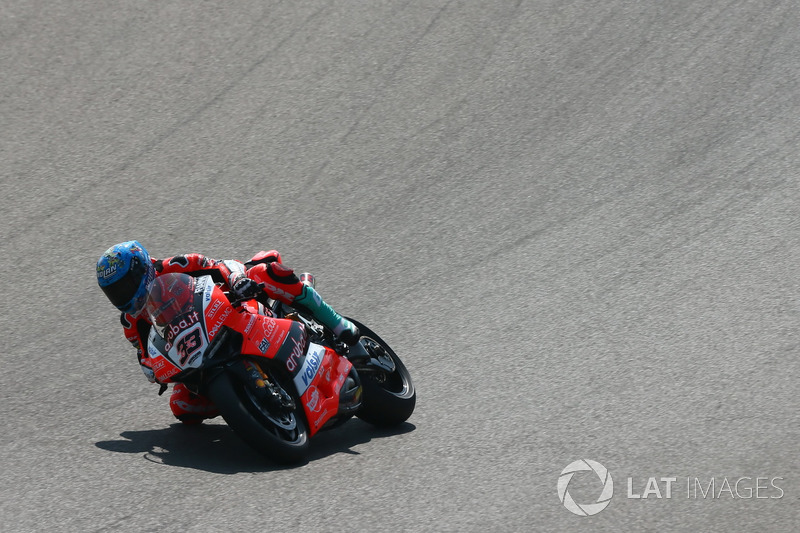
[{"x1": 120, "y1": 250, "x2": 307, "y2": 423}]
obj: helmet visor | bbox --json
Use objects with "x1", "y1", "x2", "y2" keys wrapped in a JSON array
[{"x1": 100, "y1": 257, "x2": 145, "y2": 310}]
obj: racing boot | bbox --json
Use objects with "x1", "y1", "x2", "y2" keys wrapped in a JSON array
[{"x1": 294, "y1": 284, "x2": 360, "y2": 345}]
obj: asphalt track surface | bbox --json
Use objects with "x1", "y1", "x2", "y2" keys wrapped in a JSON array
[{"x1": 2, "y1": 1, "x2": 799, "y2": 531}]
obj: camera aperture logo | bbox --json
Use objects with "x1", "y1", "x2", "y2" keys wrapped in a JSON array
[
  {"x1": 557, "y1": 460, "x2": 786, "y2": 517},
  {"x1": 557, "y1": 459, "x2": 614, "y2": 516}
]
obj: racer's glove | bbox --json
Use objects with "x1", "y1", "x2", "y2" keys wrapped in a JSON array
[
  {"x1": 141, "y1": 364, "x2": 157, "y2": 383},
  {"x1": 230, "y1": 275, "x2": 264, "y2": 301}
]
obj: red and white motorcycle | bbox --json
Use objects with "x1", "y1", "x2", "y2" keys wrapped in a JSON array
[{"x1": 144, "y1": 272, "x2": 415, "y2": 463}]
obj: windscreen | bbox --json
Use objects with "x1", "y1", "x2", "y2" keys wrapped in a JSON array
[{"x1": 145, "y1": 273, "x2": 197, "y2": 339}]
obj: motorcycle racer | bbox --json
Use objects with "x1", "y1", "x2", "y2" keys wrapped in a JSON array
[{"x1": 96, "y1": 240, "x2": 359, "y2": 424}]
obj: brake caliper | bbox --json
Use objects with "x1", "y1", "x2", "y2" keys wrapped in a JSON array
[{"x1": 242, "y1": 360, "x2": 295, "y2": 413}]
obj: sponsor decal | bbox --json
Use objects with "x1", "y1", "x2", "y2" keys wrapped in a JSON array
[
  {"x1": 285, "y1": 335, "x2": 308, "y2": 372},
  {"x1": 208, "y1": 307, "x2": 231, "y2": 338},
  {"x1": 205, "y1": 299, "x2": 223, "y2": 319},
  {"x1": 314, "y1": 409, "x2": 329, "y2": 428},
  {"x1": 258, "y1": 317, "x2": 287, "y2": 352},
  {"x1": 160, "y1": 366, "x2": 180, "y2": 380},
  {"x1": 258, "y1": 338, "x2": 270, "y2": 354},
  {"x1": 147, "y1": 342, "x2": 160, "y2": 358},
  {"x1": 203, "y1": 278, "x2": 213, "y2": 304},
  {"x1": 273, "y1": 330, "x2": 287, "y2": 348},
  {"x1": 244, "y1": 314, "x2": 257, "y2": 334},
  {"x1": 262, "y1": 319, "x2": 277, "y2": 339},
  {"x1": 164, "y1": 311, "x2": 201, "y2": 346},
  {"x1": 99, "y1": 265, "x2": 118, "y2": 279},
  {"x1": 306, "y1": 385, "x2": 321, "y2": 413},
  {"x1": 98, "y1": 254, "x2": 124, "y2": 279},
  {"x1": 261, "y1": 282, "x2": 294, "y2": 301},
  {"x1": 293, "y1": 344, "x2": 324, "y2": 394},
  {"x1": 194, "y1": 276, "x2": 208, "y2": 294}
]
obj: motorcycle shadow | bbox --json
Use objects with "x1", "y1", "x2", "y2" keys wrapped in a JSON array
[{"x1": 95, "y1": 418, "x2": 415, "y2": 474}]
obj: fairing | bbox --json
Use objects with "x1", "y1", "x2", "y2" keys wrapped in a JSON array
[{"x1": 144, "y1": 273, "x2": 353, "y2": 435}]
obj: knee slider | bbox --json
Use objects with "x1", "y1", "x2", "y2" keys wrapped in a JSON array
[
  {"x1": 244, "y1": 250, "x2": 282, "y2": 269},
  {"x1": 266, "y1": 261, "x2": 300, "y2": 285}
]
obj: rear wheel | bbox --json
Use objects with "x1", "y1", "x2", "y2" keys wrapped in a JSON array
[
  {"x1": 350, "y1": 319, "x2": 416, "y2": 427},
  {"x1": 206, "y1": 364, "x2": 309, "y2": 464}
]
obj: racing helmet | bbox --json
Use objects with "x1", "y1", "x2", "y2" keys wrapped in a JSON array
[
  {"x1": 145, "y1": 273, "x2": 196, "y2": 331},
  {"x1": 96, "y1": 241, "x2": 155, "y2": 315}
]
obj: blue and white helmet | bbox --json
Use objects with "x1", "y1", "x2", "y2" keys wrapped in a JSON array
[{"x1": 96, "y1": 241, "x2": 155, "y2": 315}]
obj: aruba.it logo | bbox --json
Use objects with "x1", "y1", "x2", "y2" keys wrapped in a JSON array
[{"x1": 557, "y1": 459, "x2": 614, "y2": 516}]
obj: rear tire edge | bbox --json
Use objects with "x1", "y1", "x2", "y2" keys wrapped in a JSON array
[{"x1": 349, "y1": 318, "x2": 416, "y2": 427}]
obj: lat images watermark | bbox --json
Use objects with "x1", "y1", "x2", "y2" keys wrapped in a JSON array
[{"x1": 557, "y1": 460, "x2": 786, "y2": 517}]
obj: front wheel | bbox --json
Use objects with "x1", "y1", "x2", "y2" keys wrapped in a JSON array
[
  {"x1": 349, "y1": 319, "x2": 416, "y2": 427},
  {"x1": 205, "y1": 366, "x2": 309, "y2": 464}
]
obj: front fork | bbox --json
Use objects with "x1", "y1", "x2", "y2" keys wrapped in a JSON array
[{"x1": 229, "y1": 358, "x2": 295, "y2": 414}]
